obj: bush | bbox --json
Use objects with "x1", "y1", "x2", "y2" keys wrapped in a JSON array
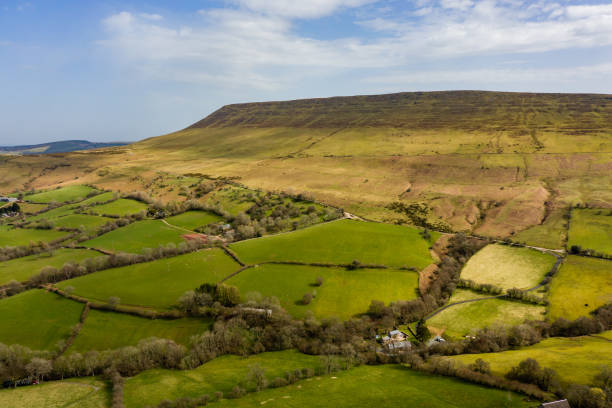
[{"x1": 301, "y1": 293, "x2": 313, "y2": 305}]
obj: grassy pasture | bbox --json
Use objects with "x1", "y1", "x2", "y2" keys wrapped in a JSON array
[
  {"x1": 82, "y1": 220, "x2": 186, "y2": 254},
  {"x1": 0, "y1": 290, "x2": 83, "y2": 350},
  {"x1": 513, "y1": 207, "x2": 568, "y2": 249},
  {"x1": 548, "y1": 255, "x2": 612, "y2": 320},
  {"x1": 70, "y1": 310, "x2": 211, "y2": 351},
  {"x1": 568, "y1": 208, "x2": 612, "y2": 255},
  {"x1": 227, "y1": 264, "x2": 419, "y2": 319},
  {"x1": 123, "y1": 350, "x2": 320, "y2": 408},
  {"x1": 25, "y1": 185, "x2": 98, "y2": 203},
  {"x1": 0, "y1": 226, "x2": 69, "y2": 247},
  {"x1": 89, "y1": 198, "x2": 148, "y2": 216},
  {"x1": 0, "y1": 377, "x2": 109, "y2": 408},
  {"x1": 211, "y1": 364, "x2": 532, "y2": 408},
  {"x1": 427, "y1": 291, "x2": 545, "y2": 338},
  {"x1": 231, "y1": 219, "x2": 437, "y2": 269},
  {"x1": 25, "y1": 204, "x2": 77, "y2": 222},
  {"x1": 74, "y1": 191, "x2": 115, "y2": 206},
  {"x1": 18, "y1": 202, "x2": 47, "y2": 214},
  {"x1": 449, "y1": 332, "x2": 612, "y2": 385},
  {"x1": 165, "y1": 210, "x2": 222, "y2": 231},
  {"x1": 0, "y1": 248, "x2": 102, "y2": 285},
  {"x1": 56, "y1": 249, "x2": 239, "y2": 309},
  {"x1": 206, "y1": 186, "x2": 258, "y2": 215},
  {"x1": 52, "y1": 214, "x2": 113, "y2": 232},
  {"x1": 460, "y1": 244, "x2": 556, "y2": 290}
]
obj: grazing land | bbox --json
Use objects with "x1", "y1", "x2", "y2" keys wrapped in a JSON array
[
  {"x1": 56, "y1": 249, "x2": 239, "y2": 308},
  {"x1": 548, "y1": 255, "x2": 612, "y2": 320},
  {"x1": 0, "y1": 248, "x2": 102, "y2": 285},
  {"x1": 568, "y1": 208, "x2": 612, "y2": 255},
  {"x1": 512, "y1": 207, "x2": 568, "y2": 249},
  {"x1": 165, "y1": 210, "x2": 222, "y2": 230},
  {"x1": 450, "y1": 332, "x2": 612, "y2": 385},
  {"x1": 227, "y1": 263, "x2": 419, "y2": 319},
  {"x1": 51, "y1": 214, "x2": 113, "y2": 232},
  {"x1": 123, "y1": 350, "x2": 321, "y2": 408},
  {"x1": 17, "y1": 202, "x2": 48, "y2": 214},
  {"x1": 70, "y1": 310, "x2": 211, "y2": 351},
  {"x1": 427, "y1": 292, "x2": 545, "y2": 338},
  {"x1": 460, "y1": 244, "x2": 556, "y2": 290},
  {"x1": 231, "y1": 219, "x2": 437, "y2": 269},
  {"x1": 89, "y1": 198, "x2": 148, "y2": 216},
  {"x1": 82, "y1": 219, "x2": 186, "y2": 254},
  {"x1": 0, "y1": 290, "x2": 83, "y2": 350},
  {"x1": 24, "y1": 185, "x2": 98, "y2": 204},
  {"x1": 0, "y1": 377, "x2": 109, "y2": 408},
  {"x1": 211, "y1": 364, "x2": 532, "y2": 408},
  {"x1": 73, "y1": 191, "x2": 115, "y2": 206},
  {"x1": 0, "y1": 226, "x2": 69, "y2": 247}
]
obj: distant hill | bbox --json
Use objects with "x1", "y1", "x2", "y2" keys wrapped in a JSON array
[{"x1": 0, "y1": 140, "x2": 129, "y2": 155}]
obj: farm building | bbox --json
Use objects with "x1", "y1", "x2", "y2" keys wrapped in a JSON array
[{"x1": 380, "y1": 330, "x2": 412, "y2": 352}]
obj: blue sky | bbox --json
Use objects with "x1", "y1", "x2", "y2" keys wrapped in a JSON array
[{"x1": 1, "y1": 0, "x2": 611, "y2": 144}]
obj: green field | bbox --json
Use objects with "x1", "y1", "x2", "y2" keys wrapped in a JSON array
[
  {"x1": 0, "y1": 248, "x2": 102, "y2": 285},
  {"x1": 18, "y1": 202, "x2": 48, "y2": 214},
  {"x1": 25, "y1": 185, "x2": 98, "y2": 204},
  {"x1": 205, "y1": 186, "x2": 259, "y2": 215},
  {"x1": 165, "y1": 210, "x2": 222, "y2": 231},
  {"x1": 227, "y1": 264, "x2": 419, "y2": 319},
  {"x1": 89, "y1": 198, "x2": 148, "y2": 216},
  {"x1": 0, "y1": 226, "x2": 69, "y2": 247},
  {"x1": 123, "y1": 350, "x2": 321, "y2": 408},
  {"x1": 513, "y1": 208, "x2": 568, "y2": 249},
  {"x1": 460, "y1": 244, "x2": 556, "y2": 290},
  {"x1": 548, "y1": 255, "x2": 612, "y2": 320},
  {"x1": 74, "y1": 191, "x2": 115, "y2": 206},
  {"x1": 211, "y1": 364, "x2": 532, "y2": 408},
  {"x1": 231, "y1": 219, "x2": 437, "y2": 269},
  {"x1": 0, "y1": 290, "x2": 83, "y2": 350},
  {"x1": 56, "y1": 249, "x2": 239, "y2": 309},
  {"x1": 70, "y1": 310, "x2": 211, "y2": 351},
  {"x1": 25, "y1": 204, "x2": 78, "y2": 222},
  {"x1": 450, "y1": 332, "x2": 612, "y2": 385},
  {"x1": 0, "y1": 377, "x2": 109, "y2": 408},
  {"x1": 82, "y1": 219, "x2": 186, "y2": 254},
  {"x1": 427, "y1": 291, "x2": 545, "y2": 338},
  {"x1": 568, "y1": 208, "x2": 612, "y2": 255},
  {"x1": 52, "y1": 214, "x2": 113, "y2": 232}
]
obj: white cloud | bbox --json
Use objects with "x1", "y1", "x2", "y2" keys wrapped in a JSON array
[
  {"x1": 139, "y1": 13, "x2": 164, "y2": 21},
  {"x1": 229, "y1": 0, "x2": 377, "y2": 19},
  {"x1": 98, "y1": 1, "x2": 612, "y2": 92}
]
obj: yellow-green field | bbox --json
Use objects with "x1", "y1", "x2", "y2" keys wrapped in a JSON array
[
  {"x1": 449, "y1": 332, "x2": 612, "y2": 385},
  {"x1": 548, "y1": 255, "x2": 612, "y2": 320},
  {"x1": 568, "y1": 208, "x2": 612, "y2": 255},
  {"x1": 460, "y1": 244, "x2": 556, "y2": 290},
  {"x1": 0, "y1": 377, "x2": 109, "y2": 408},
  {"x1": 427, "y1": 291, "x2": 545, "y2": 338}
]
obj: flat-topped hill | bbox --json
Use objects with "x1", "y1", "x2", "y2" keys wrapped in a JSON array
[{"x1": 188, "y1": 91, "x2": 612, "y2": 134}]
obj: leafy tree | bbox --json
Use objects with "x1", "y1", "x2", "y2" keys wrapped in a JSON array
[{"x1": 416, "y1": 318, "x2": 431, "y2": 342}]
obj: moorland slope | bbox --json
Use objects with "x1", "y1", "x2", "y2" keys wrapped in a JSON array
[{"x1": 2, "y1": 91, "x2": 612, "y2": 243}]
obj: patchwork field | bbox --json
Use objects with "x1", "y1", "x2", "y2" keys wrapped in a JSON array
[
  {"x1": 56, "y1": 249, "x2": 239, "y2": 309},
  {"x1": 52, "y1": 214, "x2": 113, "y2": 232},
  {"x1": 227, "y1": 263, "x2": 419, "y2": 319},
  {"x1": 0, "y1": 377, "x2": 109, "y2": 408},
  {"x1": 0, "y1": 226, "x2": 69, "y2": 247},
  {"x1": 17, "y1": 202, "x2": 48, "y2": 214},
  {"x1": 70, "y1": 310, "x2": 211, "y2": 351},
  {"x1": 89, "y1": 198, "x2": 148, "y2": 216},
  {"x1": 211, "y1": 364, "x2": 532, "y2": 408},
  {"x1": 25, "y1": 185, "x2": 98, "y2": 204},
  {"x1": 460, "y1": 244, "x2": 556, "y2": 290},
  {"x1": 231, "y1": 219, "x2": 438, "y2": 269},
  {"x1": 450, "y1": 332, "x2": 612, "y2": 385},
  {"x1": 165, "y1": 210, "x2": 222, "y2": 230},
  {"x1": 82, "y1": 219, "x2": 186, "y2": 254},
  {"x1": 123, "y1": 350, "x2": 321, "y2": 408},
  {"x1": 548, "y1": 255, "x2": 612, "y2": 320},
  {"x1": 568, "y1": 208, "x2": 612, "y2": 255},
  {"x1": 74, "y1": 191, "x2": 115, "y2": 206},
  {"x1": 427, "y1": 291, "x2": 545, "y2": 338},
  {"x1": 0, "y1": 248, "x2": 102, "y2": 285},
  {"x1": 205, "y1": 186, "x2": 259, "y2": 215},
  {"x1": 0, "y1": 289, "x2": 83, "y2": 350}
]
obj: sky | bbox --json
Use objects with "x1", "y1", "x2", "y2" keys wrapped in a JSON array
[{"x1": 1, "y1": 0, "x2": 611, "y2": 144}]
